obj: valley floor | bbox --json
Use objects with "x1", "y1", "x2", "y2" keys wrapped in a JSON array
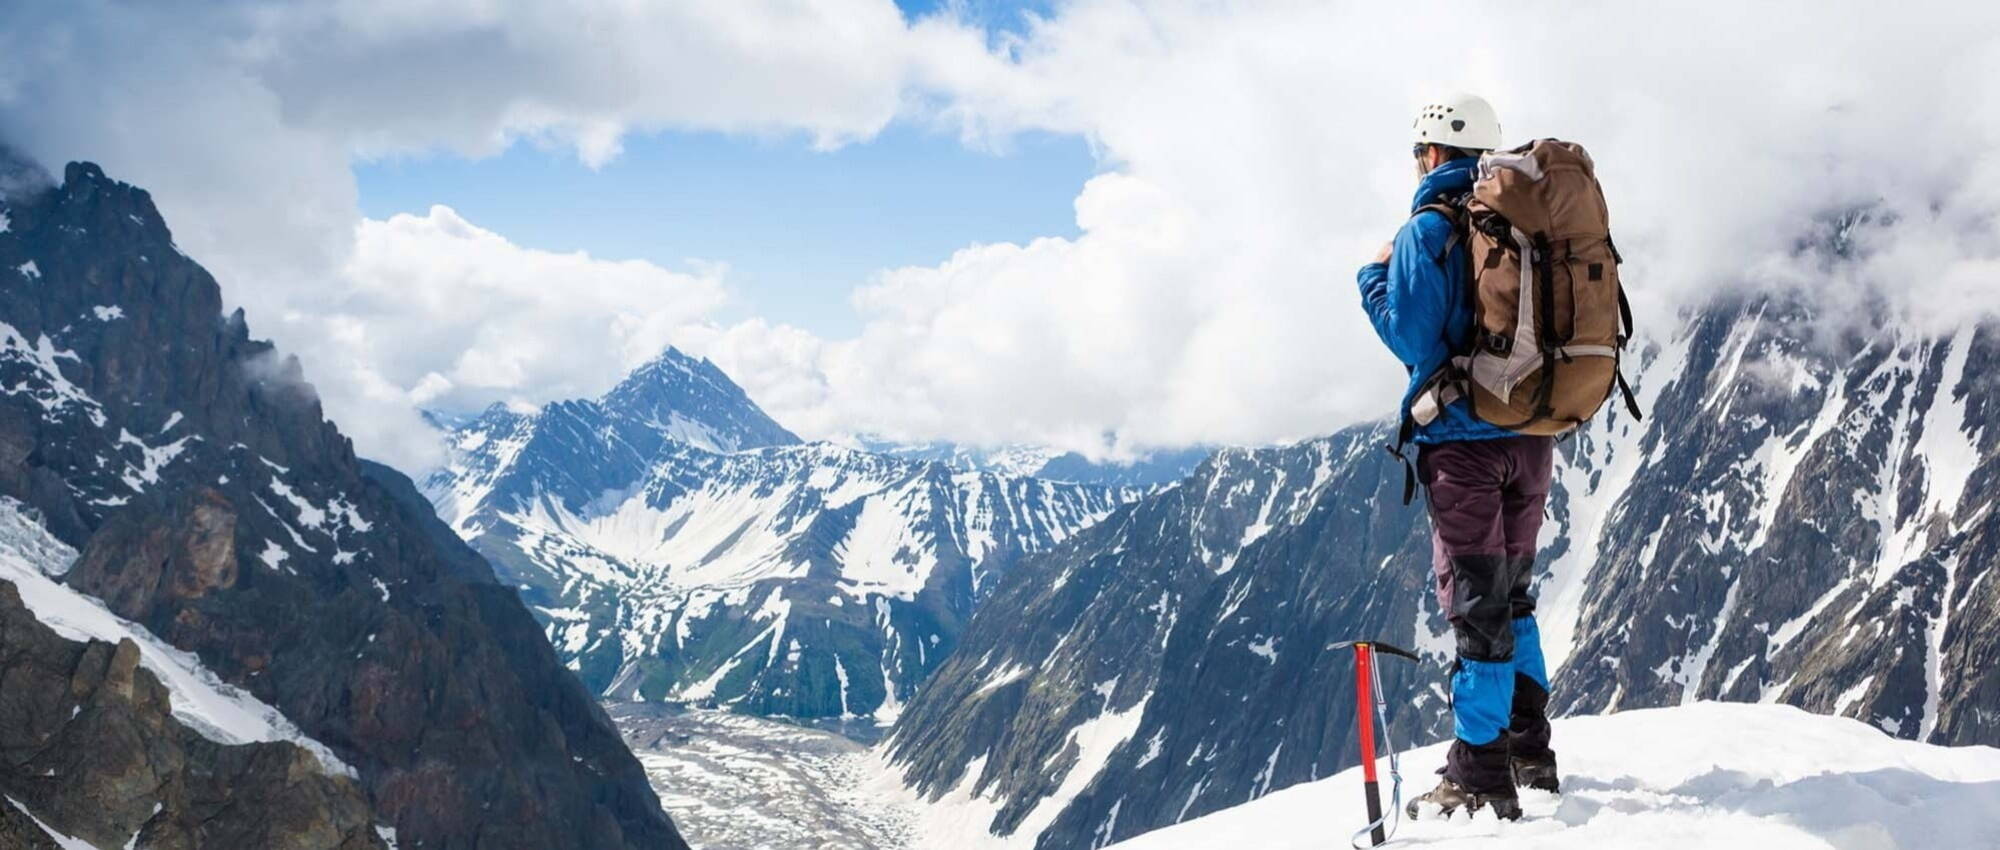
[{"x1": 609, "y1": 702, "x2": 918, "y2": 850}]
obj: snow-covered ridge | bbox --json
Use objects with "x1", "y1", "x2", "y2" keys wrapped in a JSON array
[
  {"x1": 862, "y1": 439, "x2": 1212, "y2": 489},
  {"x1": 509, "y1": 441, "x2": 1115, "y2": 600},
  {"x1": 0, "y1": 497, "x2": 356, "y2": 779},
  {"x1": 1111, "y1": 703, "x2": 2000, "y2": 849}
]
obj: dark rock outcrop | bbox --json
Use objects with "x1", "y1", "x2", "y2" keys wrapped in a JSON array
[
  {"x1": 0, "y1": 581, "x2": 383, "y2": 850},
  {"x1": 0, "y1": 161, "x2": 687, "y2": 848}
]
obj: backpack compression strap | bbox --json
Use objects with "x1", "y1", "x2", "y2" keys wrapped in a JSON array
[{"x1": 1610, "y1": 238, "x2": 1643, "y2": 421}]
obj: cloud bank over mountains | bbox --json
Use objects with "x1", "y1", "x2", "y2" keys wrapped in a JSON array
[{"x1": 3, "y1": 0, "x2": 1997, "y2": 467}]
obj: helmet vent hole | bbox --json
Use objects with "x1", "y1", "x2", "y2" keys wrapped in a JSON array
[{"x1": 1451, "y1": 119, "x2": 1465, "y2": 132}]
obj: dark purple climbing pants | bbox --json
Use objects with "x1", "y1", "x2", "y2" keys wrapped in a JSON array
[{"x1": 1418, "y1": 435, "x2": 1556, "y2": 794}]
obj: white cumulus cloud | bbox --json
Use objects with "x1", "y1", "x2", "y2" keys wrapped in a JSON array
[
  {"x1": 5, "y1": 0, "x2": 2000, "y2": 467},
  {"x1": 225, "y1": 205, "x2": 733, "y2": 469},
  {"x1": 350, "y1": 207, "x2": 723, "y2": 404},
  {"x1": 722, "y1": 0, "x2": 2000, "y2": 457},
  {"x1": 0, "y1": 0, "x2": 993, "y2": 466}
]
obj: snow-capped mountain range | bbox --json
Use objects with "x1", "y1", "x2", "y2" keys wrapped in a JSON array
[
  {"x1": 422, "y1": 350, "x2": 1136, "y2": 721},
  {"x1": 862, "y1": 440, "x2": 1214, "y2": 489},
  {"x1": 879, "y1": 283, "x2": 2000, "y2": 849}
]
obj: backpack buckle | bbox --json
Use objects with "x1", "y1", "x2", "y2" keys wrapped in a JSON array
[{"x1": 1484, "y1": 333, "x2": 1512, "y2": 355}]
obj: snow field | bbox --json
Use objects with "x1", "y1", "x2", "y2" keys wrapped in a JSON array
[{"x1": 1109, "y1": 703, "x2": 2000, "y2": 850}]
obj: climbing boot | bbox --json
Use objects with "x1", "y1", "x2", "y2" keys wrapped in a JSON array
[
  {"x1": 1511, "y1": 753, "x2": 1560, "y2": 794},
  {"x1": 1405, "y1": 776, "x2": 1522, "y2": 821}
]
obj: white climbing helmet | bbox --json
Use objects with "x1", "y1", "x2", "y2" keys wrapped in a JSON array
[{"x1": 1411, "y1": 94, "x2": 1502, "y2": 151}]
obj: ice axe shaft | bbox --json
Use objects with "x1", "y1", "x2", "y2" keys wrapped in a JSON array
[
  {"x1": 1355, "y1": 645, "x2": 1384, "y2": 846},
  {"x1": 1333, "y1": 639, "x2": 1418, "y2": 848}
]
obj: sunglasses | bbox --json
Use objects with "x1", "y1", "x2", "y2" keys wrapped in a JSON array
[{"x1": 1412, "y1": 143, "x2": 1429, "y2": 160}]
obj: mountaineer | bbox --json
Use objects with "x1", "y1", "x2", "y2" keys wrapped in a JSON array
[{"x1": 1357, "y1": 92, "x2": 1635, "y2": 821}]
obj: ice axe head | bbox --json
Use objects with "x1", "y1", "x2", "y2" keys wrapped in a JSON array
[{"x1": 1330, "y1": 639, "x2": 1421, "y2": 663}]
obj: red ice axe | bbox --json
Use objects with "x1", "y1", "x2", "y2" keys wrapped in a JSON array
[{"x1": 1332, "y1": 640, "x2": 1420, "y2": 847}]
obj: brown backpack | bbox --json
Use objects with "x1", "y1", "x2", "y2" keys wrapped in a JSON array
[{"x1": 1408, "y1": 138, "x2": 1641, "y2": 437}]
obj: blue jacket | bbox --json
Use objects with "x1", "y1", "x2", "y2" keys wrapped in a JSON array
[{"x1": 1356, "y1": 157, "x2": 1513, "y2": 445}]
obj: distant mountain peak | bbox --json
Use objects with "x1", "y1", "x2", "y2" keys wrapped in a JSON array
[
  {"x1": 606, "y1": 345, "x2": 719, "y2": 397},
  {"x1": 596, "y1": 345, "x2": 799, "y2": 452},
  {"x1": 421, "y1": 343, "x2": 803, "y2": 535},
  {"x1": 614, "y1": 344, "x2": 702, "y2": 385}
]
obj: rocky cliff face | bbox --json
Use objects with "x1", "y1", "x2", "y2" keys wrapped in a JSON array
[
  {"x1": 424, "y1": 372, "x2": 1134, "y2": 722},
  {"x1": 1553, "y1": 295, "x2": 2000, "y2": 743},
  {"x1": 0, "y1": 491, "x2": 387, "y2": 849},
  {"x1": 0, "y1": 580, "x2": 383, "y2": 850},
  {"x1": 884, "y1": 290, "x2": 2000, "y2": 849},
  {"x1": 0, "y1": 160, "x2": 687, "y2": 848}
]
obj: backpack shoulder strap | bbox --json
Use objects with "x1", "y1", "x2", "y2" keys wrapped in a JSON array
[
  {"x1": 1411, "y1": 200, "x2": 1464, "y2": 223},
  {"x1": 1409, "y1": 193, "x2": 1470, "y2": 268},
  {"x1": 1383, "y1": 192, "x2": 1476, "y2": 507}
]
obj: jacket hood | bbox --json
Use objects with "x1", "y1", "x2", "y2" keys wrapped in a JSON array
[{"x1": 1409, "y1": 156, "x2": 1478, "y2": 212}]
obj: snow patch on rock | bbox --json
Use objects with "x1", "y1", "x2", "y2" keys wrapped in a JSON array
[{"x1": 0, "y1": 498, "x2": 356, "y2": 779}]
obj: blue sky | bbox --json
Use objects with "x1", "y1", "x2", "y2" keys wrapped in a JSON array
[
  {"x1": 354, "y1": 1, "x2": 1076, "y2": 339},
  {"x1": 355, "y1": 126, "x2": 1092, "y2": 339},
  {"x1": 893, "y1": 0, "x2": 1054, "y2": 33}
]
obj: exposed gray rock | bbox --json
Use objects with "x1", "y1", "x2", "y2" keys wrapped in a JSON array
[{"x1": 0, "y1": 580, "x2": 383, "y2": 850}]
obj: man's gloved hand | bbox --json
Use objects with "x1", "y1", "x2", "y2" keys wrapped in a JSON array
[{"x1": 1373, "y1": 241, "x2": 1393, "y2": 264}]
